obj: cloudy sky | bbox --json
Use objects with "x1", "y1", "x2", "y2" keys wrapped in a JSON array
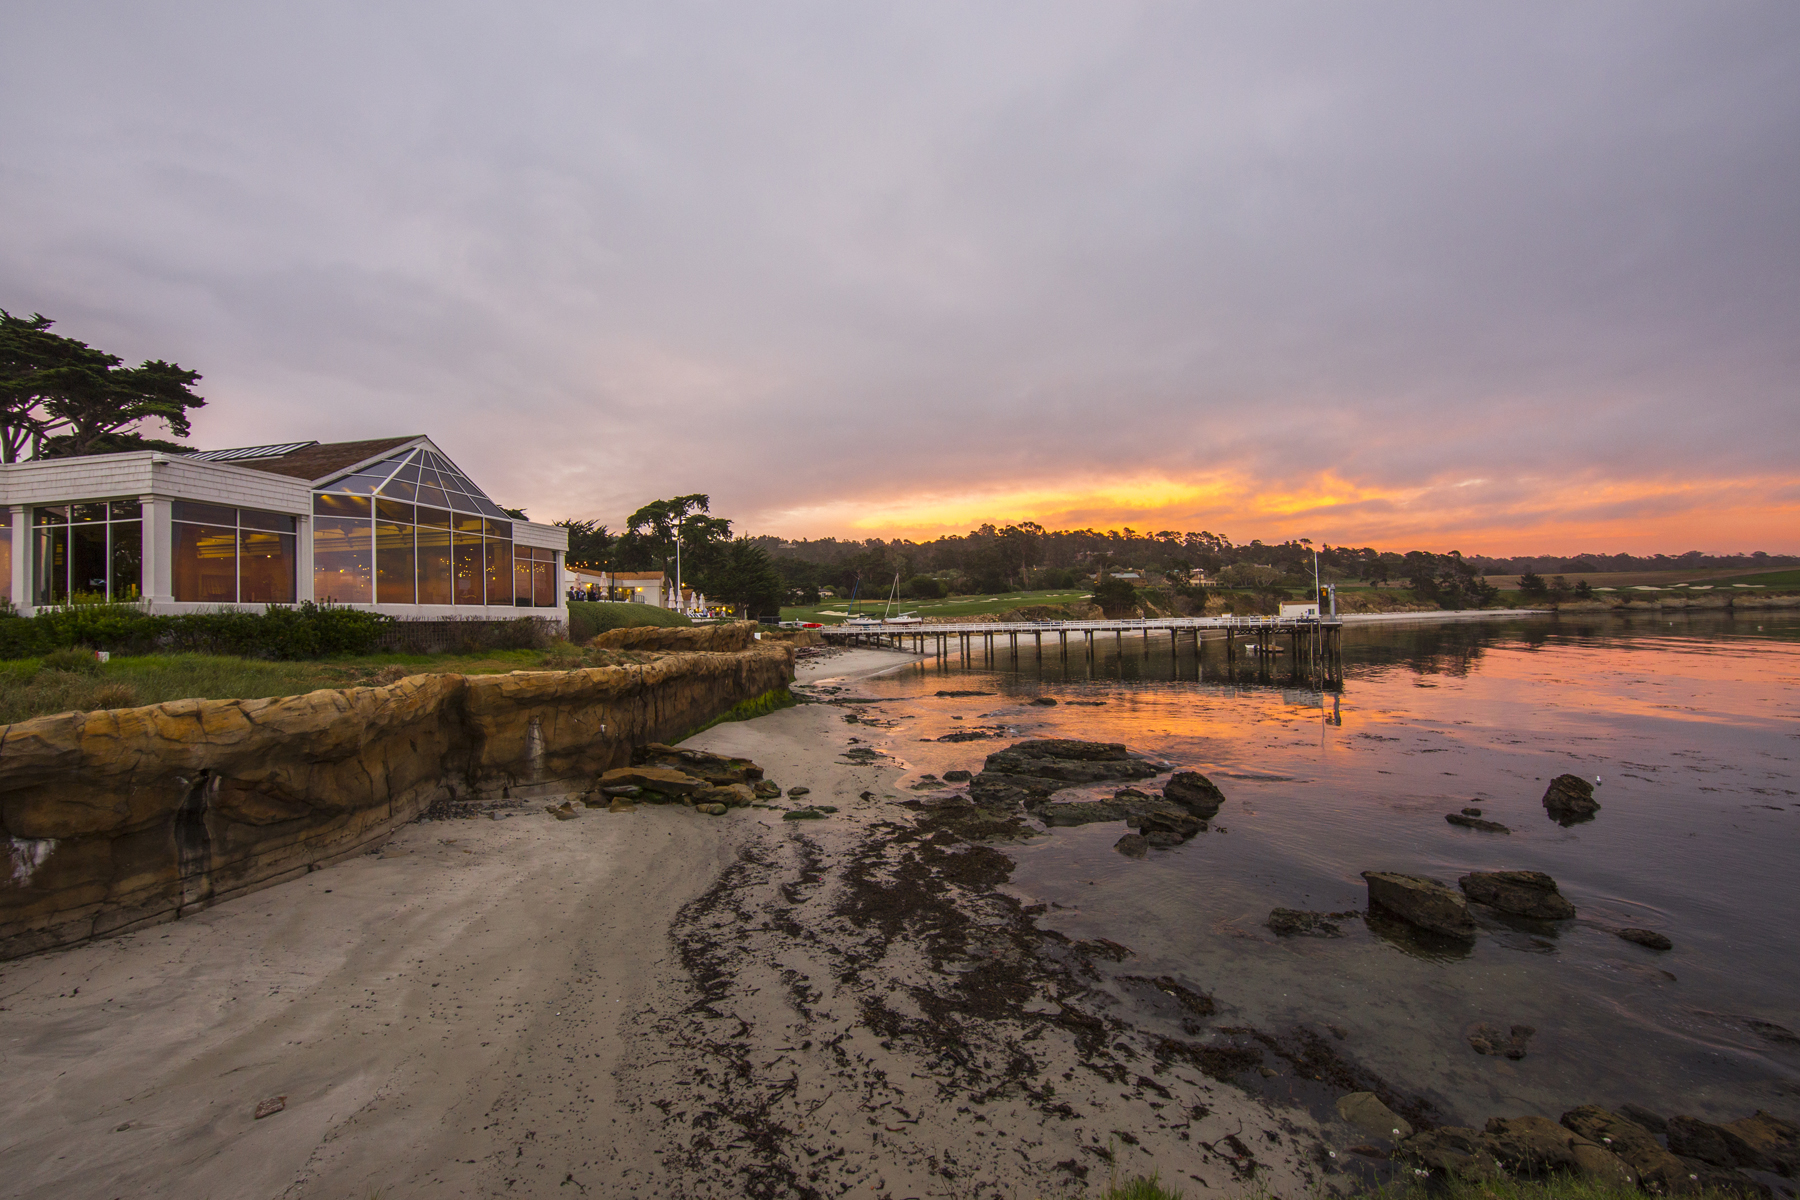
[{"x1": 4, "y1": 2, "x2": 1797, "y2": 553}]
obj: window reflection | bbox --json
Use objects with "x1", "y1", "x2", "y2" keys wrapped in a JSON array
[{"x1": 33, "y1": 500, "x2": 146, "y2": 603}]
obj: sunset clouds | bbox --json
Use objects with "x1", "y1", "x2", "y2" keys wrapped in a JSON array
[{"x1": 3, "y1": 2, "x2": 1796, "y2": 552}]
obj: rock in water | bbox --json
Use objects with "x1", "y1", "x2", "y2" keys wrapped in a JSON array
[
  {"x1": 1029, "y1": 696, "x2": 1058, "y2": 706},
  {"x1": 1162, "y1": 771, "x2": 1226, "y2": 819},
  {"x1": 1337, "y1": 1092, "x2": 1414, "y2": 1140},
  {"x1": 1362, "y1": 871, "x2": 1478, "y2": 939},
  {"x1": 1268, "y1": 908, "x2": 1346, "y2": 938},
  {"x1": 1446, "y1": 813, "x2": 1511, "y2": 833},
  {"x1": 1459, "y1": 870, "x2": 1576, "y2": 920},
  {"x1": 1138, "y1": 809, "x2": 1205, "y2": 841},
  {"x1": 942, "y1": 769, "x2": 971, "y2": 782},
  {"x1": 1543, "y1": 773, "x2": 1600, "y2": 824},
  {"x1": 1114, "y1": 833, "x2": 1149, "y2": 858},
  {"x1": 1618, "y1": 927, "x2": 1673, "y2": 951},
  {"x1": 1467, "y1": 1023, "x2": 1536, "y2": 1059}
]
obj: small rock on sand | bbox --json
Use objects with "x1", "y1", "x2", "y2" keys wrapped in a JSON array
[
  {"x1": 695, "y1": 803, "x2": 728, "y2": 816},
  {"x1": 1446, "y1": 813, "x2": 1511, "y2": 833},
  {"x1": 253, "y1": 1096, "x2": 286, "y2": 1120},
  {"x1": 786, "y1": 786, "x2": 810, "y2": 797}
]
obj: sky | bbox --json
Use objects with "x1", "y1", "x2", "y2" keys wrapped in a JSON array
[{"x1": 3, "y1": 2, "x2": 1798, "y2": 555}]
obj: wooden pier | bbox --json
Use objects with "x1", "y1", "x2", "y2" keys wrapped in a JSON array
[{"x1": 820, "y1": 615, "x2": 1344, "y2": 683}]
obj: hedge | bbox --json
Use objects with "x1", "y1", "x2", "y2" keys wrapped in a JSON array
[{"x1": 0, "y1": 602, "x2": 393, "y2": 661}]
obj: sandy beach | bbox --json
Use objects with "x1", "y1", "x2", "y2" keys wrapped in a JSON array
[{"x1": 1, "y1": 648, "x2": 1332, "y2": 1199}]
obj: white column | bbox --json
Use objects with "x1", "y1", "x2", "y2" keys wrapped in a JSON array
[
  {"x1": 8, "y1": 505, "x2": 28, "y2": 614},
  {"x1": 295, "y1": 513, "x2": 314, "y2": 603},
  {"x1": 142, "y1": 497, "x2": 175, "y2": 606}
]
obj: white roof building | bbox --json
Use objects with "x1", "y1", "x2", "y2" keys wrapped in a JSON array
[{"x1": 0, "y1": 436, "x2": 569, "y2": 622}]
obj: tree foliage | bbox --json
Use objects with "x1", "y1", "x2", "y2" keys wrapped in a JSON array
[
  {"x1": 0, "y1": 311, "x2": 204, "y2": 461},
  {"x1": 701, "y1": 539, "x2": 784, "y2": 618}
]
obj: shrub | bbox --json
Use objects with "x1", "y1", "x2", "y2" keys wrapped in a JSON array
[
  {"x1": 1032, "y1": 567, "x2": 1079, "y2": 589},
  {"x1": 0, "y1": 602, "x2": 392, "y2": 661}
]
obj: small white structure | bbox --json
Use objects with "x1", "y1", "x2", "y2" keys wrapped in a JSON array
[
  {"x1": 566, "y1": 568, "x2": 706, "y2": 614},
  {"x1": 1278, "y1": 601, "x2": 1321, "y2": 619},
  {"x1": 0, "y1": 436, "x2": 569, "y2": 622}
]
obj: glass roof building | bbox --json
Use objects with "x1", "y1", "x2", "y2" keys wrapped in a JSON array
[{"x1": 0, "y1": 436, "x2": 569, "y2": 621}]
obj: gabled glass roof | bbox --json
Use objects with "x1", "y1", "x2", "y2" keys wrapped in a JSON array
[{"x1": 315, "y1": 446, "x2": 509, "y2": 520}]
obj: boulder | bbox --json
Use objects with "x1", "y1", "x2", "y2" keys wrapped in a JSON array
[
  {"x1": 786, "y1": 785, "x2": 810, "y2": 797},
  {"x1": 1336, "y1": 1091, "x2": 1413, "y2": 1140},
  {"x1": 546, "y1": 801, "x2": 580, "y2": 821},
  {"x1": 1543, "y1": 774, "x2": 1600, "y2": 824},
  {"x1": 974, "y1": 741, "x2": 1163, "y2": 804},
  {"x1": 1618, "y1": 927, "x2": 1673, "y2": 951},
  {"x1": 1114, "y1": 833, "x2": 1149, "y2": 858},
  {"x1": 1396, "y1": 1127, "x2": 1504, "y2": 1179},
  {"x1": 1143, "y1": 831, "x2": 1186, "y2": 848},
  {"x1": 1562, "y1": 1105, "x2": 1694, "y2": 1193},
  {"x1": 1163, "y1": 771, "x2": 1226, "y2": 819},
  {"x1": 1138, "y1": 810, "x2": 1205, "y2": 841},
  {"x1": 1362, "y1": 871, "x2": 1477, "y2": 939},
  {"x1": 1268, "y1": 908, "x2": 1345, "y2": 938},
  {"x1": 591, "y1": 622, "x2": 759, "y2": 653},
  {"x1": 634, "y1": 743, "x2": 765, "y2": 785},
  {"x1": 695, "y1": 803, "x2": 728, "y2": 816},
  {"x1": 1484, "y1": 1116, "x2": 1636, "y2": 1181},
  {"x1": 752, "y1": 780, "x2": 782, "y2": 799},
  {"x1": 1038, "y1": 800, "x2": 1137, "y2": 827},
  {"x1": 1446, "y1": 813, "x2": 1511, "y2": 833},
  {"x1": 1459, "y1": 870, "x2": 1576, "y2": 920},
  {"x1": 596, "y1": 766, "x2": 705, "y2": 798},
  {"x1": 1721, "y1": 1111, "x2": 1800, "y2": 1177},
  {"x1": 1669, "y1": 1115, "x2": 1779, "y2": 1173},
  {"x1": 942, "y1": 770, "x2": 971, "y2": 782}
]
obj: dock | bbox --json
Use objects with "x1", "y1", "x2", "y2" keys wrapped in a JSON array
[{"x1": 820, "y1": 615, "x2": 1344, "y2": 681}]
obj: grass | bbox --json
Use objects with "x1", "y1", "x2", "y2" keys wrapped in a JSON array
[
  {"x1": 1103, "y1": 1175, "x2": 1184, "y2": 1199},
  {"x1": 782, "y1": 588, "x2": 1096, "y2": 624},
  {"x1": 567, "y1": 600, "x2": 692, "y2": 643},
  {"x1": 0, "y1": 646, "x2": 632, "y2": 725}
]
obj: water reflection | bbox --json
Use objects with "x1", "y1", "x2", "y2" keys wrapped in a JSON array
[{"x1": 847, "y1": 611, "x2": 1800, "y2": 1126}]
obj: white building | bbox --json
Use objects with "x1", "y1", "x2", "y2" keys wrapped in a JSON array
[
  {"x1": 567, "y1": 568, "x2": 706, "y2": 614},
  {"x1": 0, "y1": 436, "x2": 569, "y2": 623}
]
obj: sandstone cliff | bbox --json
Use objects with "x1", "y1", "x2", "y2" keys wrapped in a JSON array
[
  {"x1": 590, "y1": 621, "x2": 758, "y2": 652},
  {"x1": 0, "y1": 644, "x2": 792, "y2": 960}
]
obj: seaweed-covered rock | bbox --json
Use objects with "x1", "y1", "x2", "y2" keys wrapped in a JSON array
[
  {"x1": 1668, "y1": 1115, "x2": 1780, "y2": 1173},
  {"x1": 1722, "y1": 1111, "x2": 1800, "y2": 1177},
  {"x1": 1362, "y1": 871, "x2": 1477, "y2": 939},
  {"x1": 596, "y1": 766, "x2": 705, "y2": 798},
  {"x1": 1543, "y1": 774, "x2": 1599, "y2": 824},
  {"x1": 1162, "y1": 771, "x2": 1226, "y2": 819},
  {"x1": 1618, "y1": 927, "x2": 1673, "y2": 951},
  {"x1": 634, "y1": 742, "x2": 765, "y2": 785},
  {"x1": 1268, "y1": 908, "x2": 1345, "y2": 938},
  {"x1": 1485, "y1": 1116, "x2": 1635, "y2": 1185},
  {"x1": 1459, "y1": 870, "x2": 1576, "y2": 920},
  {"x1": 1138, "y1": 809, "x2": 1205, "y2": 841},
  {"x1": 970, "y1": 739, "x2": 1163, "y2": 806}
]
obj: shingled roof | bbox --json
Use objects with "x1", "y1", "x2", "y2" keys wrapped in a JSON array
[{"x1": 220, "y1": 436, "x2": 423, "y2": 482}]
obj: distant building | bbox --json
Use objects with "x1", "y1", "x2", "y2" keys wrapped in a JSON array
[
  {"x1": 0, "y1": 436, "x2": 569, "y2": 621},
  {"x1": 567, "y1": 568, "x2": 705, "y2": 614}
]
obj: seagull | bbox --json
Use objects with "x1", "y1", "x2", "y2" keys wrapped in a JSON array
[{"x1": 1594, "y1": 776, "x2": 1603, "y2": 786}]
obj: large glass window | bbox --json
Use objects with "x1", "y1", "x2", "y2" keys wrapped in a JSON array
[
  {"x1": 32, "y1": 500, "x2": 143, "y2": 604},
  {"x1": 314, "y1": 446, "x2": 518, "y2": 607},
  {"x1": 173, "y1": 502, "x2": 297, "y2": 604},
  {"x1": 513, "y1": 545, "x2": 559, "y2": 608}
]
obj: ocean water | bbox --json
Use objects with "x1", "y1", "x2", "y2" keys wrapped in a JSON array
[{"x1": 835, "y1": 611, "x2": 1800, "y2": 1126}]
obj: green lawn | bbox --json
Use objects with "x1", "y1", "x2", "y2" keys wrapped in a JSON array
[
  {"x1": 0, "y1": 647, "x2": 587, "y2": 726},
  {"x1": 781, "y1": 588, "x2": 1095, "y2": 624}
]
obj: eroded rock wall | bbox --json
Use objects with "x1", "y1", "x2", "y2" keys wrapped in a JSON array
[{"x1": 0, "y1": 645, "x2": 792, "y2": 960}]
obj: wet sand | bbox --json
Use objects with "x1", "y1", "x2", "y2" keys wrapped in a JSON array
[{"x1": 0, "y1": 647, "x2": 1330, "y2": 1199}]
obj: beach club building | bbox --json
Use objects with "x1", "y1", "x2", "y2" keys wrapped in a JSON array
[{"x1": 0, "y1": 436, "x2": 569, "y2": 623}]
